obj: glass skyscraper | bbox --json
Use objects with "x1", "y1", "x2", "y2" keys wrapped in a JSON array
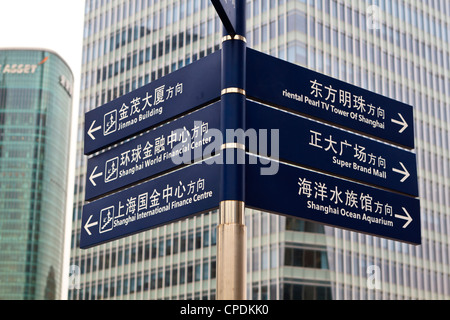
[
  {"x1": 0, "y1": 48, "x2": 74, "y2": 299},
  {"x1": 69, "y1": 0, "x2": 449, "y2": 299}
]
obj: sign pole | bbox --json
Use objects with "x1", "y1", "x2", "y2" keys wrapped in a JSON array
[{"x1": 216, "y1": 0, "x2": 247, "y2": 300}]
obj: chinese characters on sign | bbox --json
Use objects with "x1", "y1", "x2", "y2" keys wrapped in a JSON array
[
  {"x1": 81, "y1": 159, "x2": 220, "y2": 249},
  {"x1": 244, "y1": 47, "x2": 420, "y2": 244},
  {"x1": 309, "y1": 129, "x2": 387, "y2": 172},
  {"x1": 84, "y1": 50, "x2": 221, "y2": 155},
  {"x1": 245, "y1": 101, "x2": 418, "y2": 197},
  {"x1": 306, "y1": 78, "x2": 386, "y2": 130},
  {"x1": 82, "y1": 42, "x2": 420, "y2": 249},
  {"x1": 245, "y1": 156, "x2": 421, "y2": 244},
  {"x1": 298, "y1": 176, "x2": 397, "y2": 227},
  {"x1": 86, "y1": 103, "x2": 220, "y2": 200},
  {"x1": 246, "y1": 48, "x2": 414, "y2": 149},
  {"x1": 98, "y1": 175, "x2": 208, "y2": 234}
]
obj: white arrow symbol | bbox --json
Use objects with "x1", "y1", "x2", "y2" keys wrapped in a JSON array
[
  {"x1": 84, "y1": 215, "x2": 98, "y2": 236},
  {"x1": 89, "y1": 166, "x2": 103, "y2": 186},
  {"x1": 394, "y1": 207, "x2": 412, "y2": 229},
  {"x1": 391, "y1": 113, "x2": 408, "y2": 133},
  {"x1": 88, "y1": 120, "x2": 101, "y2": 140},
  {"x1": 392, "y1": 162, "x2": 410, "y2": 183}
]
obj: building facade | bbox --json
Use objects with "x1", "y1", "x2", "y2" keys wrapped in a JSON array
[
  {"x1": 0, "y1": 48, "x2": 74, "y2": 299},
  {"x1": 69, "y1": 0, "x2": 449, "y2": 299}
]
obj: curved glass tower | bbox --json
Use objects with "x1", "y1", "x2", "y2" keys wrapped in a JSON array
[{"x1": 0, "y1": 48, "x2": 73, "y2": 299}]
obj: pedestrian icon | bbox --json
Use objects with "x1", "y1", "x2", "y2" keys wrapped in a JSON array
[
  {"x1": 105, "y1": 157, "x2": 119, "y2": 183},
  {"x1": 99, "y1": 206, "x2": 114, "y2": 233},
  {"x1": 104, "y1": 110, "x2": 117, "y2": 136}
]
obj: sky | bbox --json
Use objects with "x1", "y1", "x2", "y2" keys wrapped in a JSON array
[
  {"x1": 0, "y1": 0, "x2": 85, "y2": 76},
  {"x1": 0, "y1": 0, "x2": 86, "y2": 299}
]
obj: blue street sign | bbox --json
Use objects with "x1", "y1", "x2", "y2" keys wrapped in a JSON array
[
  {"x1": 245, "y1": 155, "x2": 421, "y2": 245},
  {"x1": 84, "y1": 50, "x2": 221, "y2": 155},
  {"x1": 85, "y1": 102, "x2": 221, "y2": 201},
  {"x1": 80, "y1": 159, "x2": 220, "y2": 249},
  {"x1": 246, "y1": 48, "x2": 415, "y2": 149},
  {"x1": 211, "y1": 0, "x2": 237, "y2": 36},
  {"x1": 246, "y1": 101, "x2": 418, "y2": 197}
]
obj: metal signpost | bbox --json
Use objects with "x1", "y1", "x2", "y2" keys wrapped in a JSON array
[{"x1": 80, "y1": 0, "x2": 420, "y2": 302}]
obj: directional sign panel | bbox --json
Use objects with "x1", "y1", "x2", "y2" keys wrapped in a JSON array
[
  {"x1": 211, "y1": 0, "x2": 237, "y2": 36},
  {"x1": 246, "y1": 48, "x2": 415, "y2": 149},
  {"x1": 85, "y1": 102, "x2": 221, "y2": 201},
  {"x1": 246, "y1": 156, "x2": 421, "y2": 244},
  {"x1": 80, "y1": 160, "x2": 220, "y2": 249},
  {"x1": 84, "y1": 50, "x2": 221, "y2": 155},
  {"x1": 246, "y1": 101, "x2": 418, "y2": 197}
]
